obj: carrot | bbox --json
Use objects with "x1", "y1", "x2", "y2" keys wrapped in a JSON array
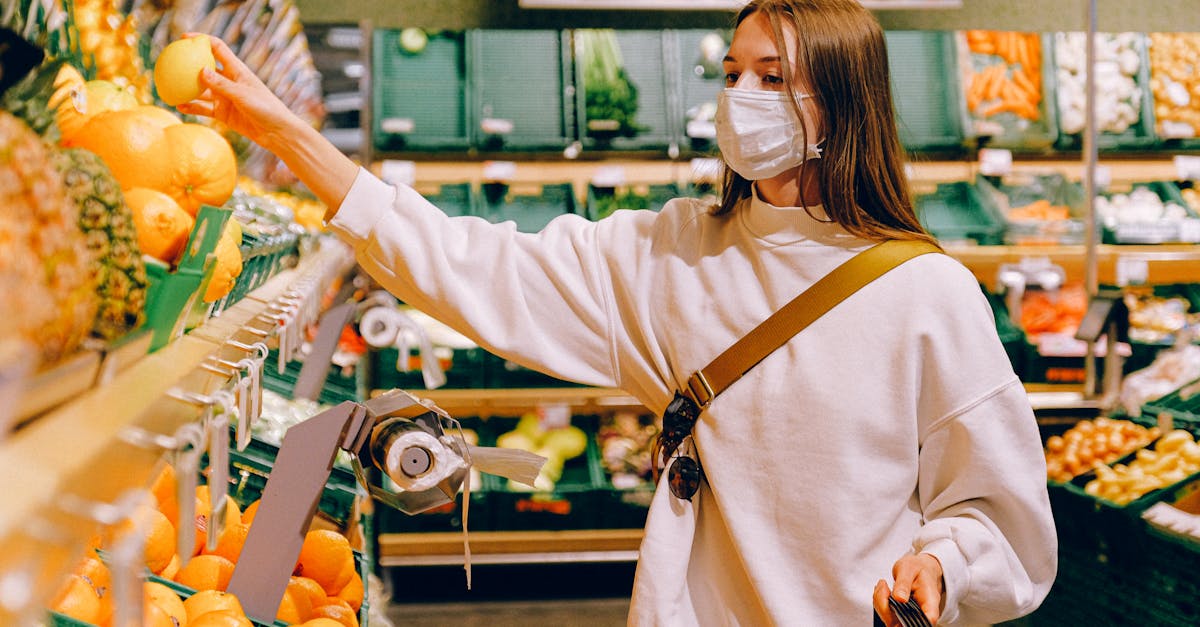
[
  {"x1": 984, "y1": 64, "x2": 1007, "y2": 102},
  {"x1": 966, "y1": 72, "x2": 985, "y2": 112},
  {"x1": 994, "y1": 31, "x2": 1009, "y2": 64},
  {"x1": 1011, "y1": 67, "x2": 1039, "y2": 99}
]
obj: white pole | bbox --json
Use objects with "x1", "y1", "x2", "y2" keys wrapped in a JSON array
[{"x1": 1083, "y1": 0, "x2": 1100, "y2": 397}]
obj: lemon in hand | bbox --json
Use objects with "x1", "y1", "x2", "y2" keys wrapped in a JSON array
[{"x1": 154, "y1": 36, "x2": 217, "y2": 106}]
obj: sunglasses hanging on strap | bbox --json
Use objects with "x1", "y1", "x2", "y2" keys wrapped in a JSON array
[{"x1": 653, "y1": 239, "x2": 943, "y2": 500}]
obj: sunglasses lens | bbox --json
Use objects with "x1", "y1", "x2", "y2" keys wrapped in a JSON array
[{"x1": 668, "y1": 455, "x2": 702, "y2": 500}]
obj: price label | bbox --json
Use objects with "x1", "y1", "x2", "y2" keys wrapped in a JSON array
[
  {"x1": 379, "y1": 118, "x2": 415, "y2": 134},
  {"x1": 592, "y1": 165, "x2": 626, "y2": 188},
  {"x1": 1175, "y1": 155, "x2": 1200, "y2": 180},
  {"x1": 691, "y1": 158, "x2": 723, "y2": 182},
  {"x1": 380, "y1": 160, "x2": 416, "y2": 187},
  {"x1": 1180, "y1": 218, "x2": 1200, "y2": 243},
  {"x1": 978, "y1": 148, "x2": 1013, "y2": 177},
  {"x1": 1115, "y1": 256, "x2": 1149, "y2": 286},
  {"x1": 1081, "y1": 165, "x2": 1112, "y2": 190},
  {"x1": 482, "y1": 161, "x2": 518, "y2": 182},
  {"x1": 536, "y1": 402, "x2": 572, "y2": 430}
]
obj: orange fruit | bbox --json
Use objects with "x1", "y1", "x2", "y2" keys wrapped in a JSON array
[
  {"x1": 311, "y1": 599, "x2": 357, "y2": 627},
  {"x1": 137, "y1": 104, "x2": 182, "y2": 130},
  {"x1": 175, "y1": 554, "x2": 236, "y2": 591},
  {"x1": 57, "y1": 79, "x2": 137, "y2": 143},
  {"x1": 159, "y1": 554, "x2": 182, "y2": 580},
  {"x1": 276, "y1": 585, "x2": 314, "y2": 624},
  {"x1": 112, "y1": 506, "x2": 176, "y2": 574},
  {"x1": 203, "y1": 221, "x2": 244, "y2": 302},
  {"x1": 204, "y1": 522, "x2": 250, "y2": 564},
  {"x1": 183, "y1": 589, "x2": 244, "y2": 623},
  {"x1": 163, "y1": 123, "x2": 237, "y2": 216},
  {"x1": 125, "y1": 187, "x2": 194, "y2": 263},
  {"x1": 151, "y1": 463, "x2": 179, "y2": 527},
  {"x1": 289, "y1": 577, "x2": 327, "y2": 612},
  {"x1": 74, "y1": 556, "x2": 111, "y2": 599},
  {"x1": 50, "y1": 574, "x2": 102, "y2": 623},
  {"x1": 240, "y1": 500, "x2": 260, "y2": 525},
  {"x1": 190, "y1": 609, "x2": 253, "y2": 627},
  {"x1": 66, "y1": 108, "x2": 172, "y2": 190},
  {"x1": 300, "y1": 620, "x2": 345, "y2": 627},
  {"x1": 144, "y1": 598, "x2": 177, "y2": 627},
  {"x1": 145, "y1": 581, "x2": 188, "y2": 627},
  {"x1": 294, "y1": 530, "x2": 355, "y2": 595},
  {"x1": 155, "y1": 36, "x2": 217, "y2": 106},
  {"x1": 192, "y1": 495, "x2": 242, "y2": 556},
  {"x1": 333, "y1": 574, "x2": 363, "y2": 613}
]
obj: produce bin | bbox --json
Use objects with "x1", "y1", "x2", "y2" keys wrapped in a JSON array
[
  {"x1": 674, "y1": 29, "x2": 728, "y2": 151},
  {"x1": 485, "y1": 415, "x2": 604, "y2": 531},
  {"x1": 1124, "y1": 283, "x2": 1200, "y2": 375},
  {"x1": 575, "y1": 30, "x2": 675, "y2": 152},
  {"x1": 586, "y1": 182, "x2": 689, "y2": 220},
  {"x1": 884, "y1": 31, "x2": 965, "y2": 151},
  {"x1": 469, "y1": 30, "x2": 576, "y2": 151},
  {"x1": 914, "y1": 181, "x2": 1007, "y2": 245},
  {"x1": 369, "y1": 346, "x2": 488, "y2": 392},
  {"x1": 482, "y1": 351, "x2": 585, "y2": 389},
  {"x1": 956, "y1": 31, "x2": 1059, "y2": 151},
  {"x1": 263, "y1": 349, "x2": 363, "y2": 406},
  {"x1": 373, "y1": 29, "x2": 472, "y2": 151},
  {"x1": 1051, "y1": 32, "x2": 1157, "y2": 151},
  {"x1": 1099, "y1": 180, "x2": 1200, "y2": 245},
  {"x1": 1146, "y1": 33, "x2": 1200, "y2": 150},
  {"x1": 414, "y1": 182, "x2": 475, "y2": 218},
  {"x1": 476, "y1": 182, "x2": 579, "y2": 234},
  {"x1": 976, "y1": 173, "x2": 1087, "y2": 245}
]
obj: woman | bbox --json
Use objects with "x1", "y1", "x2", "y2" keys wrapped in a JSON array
[{"x1": 181, "y1": 0, "x2": 1056, "y2": 624}]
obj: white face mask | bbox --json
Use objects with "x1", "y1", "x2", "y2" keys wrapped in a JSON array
[{"x1": 715, "y1": 88, "x2": 824, "y2": 181}]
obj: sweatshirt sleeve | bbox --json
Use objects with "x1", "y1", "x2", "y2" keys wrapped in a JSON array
[
  {"x1": 913, "y1": 378, "x2": 1058, "y2": 626},
  {"x1": 326, "y1": 167, "x2": 622, "y2": 388}
]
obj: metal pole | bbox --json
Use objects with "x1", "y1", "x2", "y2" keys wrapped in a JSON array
[{"x1": 1083, "y1": 0, "x2": 1100, "y2": 397}]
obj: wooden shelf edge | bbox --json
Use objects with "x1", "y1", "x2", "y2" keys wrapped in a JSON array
[{"x1": 379, "y1": 528, "x2": 644, "y2": 562}]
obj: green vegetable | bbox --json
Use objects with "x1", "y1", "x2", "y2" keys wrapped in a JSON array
[
  {"x1": 592, "y1": 187, "x2": 651, "y2": 220},
  {"x1": 578, "y1": 29, "x2": 641, "y2": 139}
]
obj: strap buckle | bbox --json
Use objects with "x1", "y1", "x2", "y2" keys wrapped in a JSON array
[{"x1": 685, "y1": 371, "x2": 714, "y2": 408}]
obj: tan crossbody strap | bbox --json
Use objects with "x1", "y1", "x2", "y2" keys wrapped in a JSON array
[{"x1": 683, "y1": 239, "x2": 942, "y2": 406}]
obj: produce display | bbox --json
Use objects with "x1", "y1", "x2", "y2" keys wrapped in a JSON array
[
  {"x1": 577, "y1": 29, "x2": 641, "y2": 138},
  {"x1": 1084, "y1": 429, "x2": 1200, "y2": 506},
  {"x1": 1044, "y1": 417, "x2": 1159, "y2": 482},
  {"x1": 1008, "y1": 199, "x2": 1071, "y2": 222},
  {"x1": 74, "y1": 0, "x2": 154, "y2": 103},
  {"x1": 1183, "y1": 187, "x2": 1200, "y2": 214},
  {"x1": 1095, "y1": 187, "x2": 1191, "y2": 230},
  {"x1": 962, "y1": 31, "x2": 1044, "y2": 132},
  {"x1": 1119, "y1": 344, "x2": 1200, "y2": 417},
  {"x1": 1148, "y1": 33, "x2": 1200, "y2": 139},
  {"x1": 1020, "y1": 283, "x2": 1088, "y2": 337},
  {"x1": 1126, "y1": 290, "x2": 1200, "y2": 343},
  {"x1": 1054, "y1": 32, "x2": 1144, "y2": 136},
  {"x1": 495, "y1": 414, "x2": 589, "y2": 491},
  {"x1": 598, "y1": 411, "x2": 659, "y2": 489}
]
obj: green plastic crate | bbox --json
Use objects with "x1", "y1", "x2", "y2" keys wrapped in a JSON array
[
  {"x1": 476, "y1": 182, "x2": 578, "y2": 234},
  {"x1": 263, "y1": 349, "x2": 363, "y2": 406},
  {"x1": 373, "y1": 29, "x2": 471, "y2": 151},
  {"x1": 225, "y1": 437, "x2": 362, "y2": 532},
  {"x1": 1052, "y1": 32, "x2": 1157, "y2": 151},
  {"x1": 957, "y1": 31, "x2": 1059, "y2": 151},
  {"x1": 885, "y1": 31, "x2": 965, "y2": 151},
  {"x1": 586, "y1": 182, "x2": 687, "y2": 220},
  {"x1": 469, "y1": 30, "x2": 576, "y2": 151},
  {"x1": 484, "y1": 415, "x2": 604, "y2": 531},
  {"x1": 414, "y1": 182, "x2": 475, "y2": 218},
  {"x1": 482, "y1": 351, "x2": 585, "y2": 389},
  {"x1": 976, "y1": 173, "x2": 1088, "y2": 245},
  {"x1": 368, "y1": 346, "x2": 488, "y2": 392},
  {"x1": 575, "y1": 30, "x2": 675, "y2": 152},
  {"x1": 1100, "y1": 181, "x2": 1200, "y2": 245},
  {"x1": 915, "y1": 181, "x2": 1007, "y2": 245},
  {"x1": 674, "y1": 29, "x2": 728, "y2": 151}
]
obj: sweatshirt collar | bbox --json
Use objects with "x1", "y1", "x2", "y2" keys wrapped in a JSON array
[{"x1": 740, "y1": 185, "x2": 853, "y2": 245}]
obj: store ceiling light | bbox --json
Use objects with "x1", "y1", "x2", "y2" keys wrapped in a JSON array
[{"x1": 518, "y1": 0, "x2": 962, "y2": 9}]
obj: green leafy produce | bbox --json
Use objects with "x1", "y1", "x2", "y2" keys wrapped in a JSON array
[
  {"x1": 592, "y1": 188, "x2": 651, "y2": 220},
  {"x1": 578, "y1": 29, "x2": 641, "y2": 138}
]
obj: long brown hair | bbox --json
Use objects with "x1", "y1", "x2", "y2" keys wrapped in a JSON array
[{"x1": 715, "y1": 0, "x2": 935, "y2": 245}]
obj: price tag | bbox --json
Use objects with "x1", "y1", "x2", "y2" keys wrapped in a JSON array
[
  {"x1": 379, "y1": 118, "x2": 415, "y2": 134},
  {"x1": 482, "y1": 161, "x2": 518, "y2": 182},
  {"x1": 978, "y1": 149, "x2": 1013, "y2": 177},
  {"x1": 1115, "y1": 256, "x2": 1149, "y2": 286},
  {"x1": 536, "y1": 402, "x2": 572, "y2": 430},
  {"x1": 1180, "y1": 218, "x2": 1200, "y2": 243},
  {"x1": 1081, "y1": 165, "x2": 1112, "y2": 190},
  {"x1": 686, "y1": 119, "x2": 716, "y2": 139},
  {"x1": 592, "y1": 165, "x2": 626, "y2": 188},
  {"x1": 691, "y1": 158, "x2": 723, "y2": 182},
  {"x1": 380, "y1": 160, "x2": 416, "y2": 187},
  {"x1": 1175, "y1": 155, "x2": 1200, "y2": 180}
]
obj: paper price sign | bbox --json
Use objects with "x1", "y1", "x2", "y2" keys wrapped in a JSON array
[
  {"x1": 483, "y1": 161, "x2": 518, "y2": 182},
  {"x1": 978, "y1": 149, "x2": 1013, "y2": 177},
  {"x1": 1175, "y1": 155, "x2": 1200, "y2": 180}
]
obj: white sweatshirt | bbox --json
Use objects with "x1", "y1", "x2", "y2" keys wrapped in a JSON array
[{"x1": 329, "y1": 169, "x2": 1057, "y2": 626}]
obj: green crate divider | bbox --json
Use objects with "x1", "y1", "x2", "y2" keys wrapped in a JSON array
[
  {"x1": 477, "y1": 182, "x2": 578, "y2": 234},
  {"x1": 1101, "y1": 181, "x2": 1200, "y2": 244},
  {"x1": 984, "y1": 289, "x2": 1027, "y2": 379},
  {"x1": 915, "y1": 181, "x2": 1007, "y2": 245},
  {"x1": 576, "y1": 30, "x2": 675, "y2": 152},
  {"x1": 263, "y1": 349, "x2": 363, "y2": 406},
  {"x1": 469, "y1": 30, "x2": 575, "y2": 151},
  {"x1": 674, "y1": 29, "x2": 728, "y2": 151},
  {"x1": 369, "y1": 346, "x2": 488, "y2": 392},
  {"x1": 485, "y1": 415, "x2": 604, "y2": 531},
  {"x1": 957, "y1": 32, "x2": 1059, "y2": 151},
  {"x1": 1142, "y1": 391, "x2": 1200, "y2": 438},
  {"x1": 1052, "y1": 32, "x2": 1157, "y2": 151},
  {"x1": 885, "y1": 31, "x2": 965, "y2": 150},
  {"x1": 976, "y1": 173, "x2": 1089, "y2": 245},
  {"x1": 373, "y1": 29, "x2": 471, "y2": 151},
  {"x1": 586, "y1": 182, "x2": 685, "y2": 220},
  {"x1": 415, "y1": 182, "x2": 475, "y2": 218}
]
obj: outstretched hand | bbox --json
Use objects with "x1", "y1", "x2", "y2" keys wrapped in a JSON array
[
  {"x1": 176, "y1": 34, "x2": 298, "y2": 152},
  {"x1": 873, "y1": 553, "x2": 944, "y2": 626}
]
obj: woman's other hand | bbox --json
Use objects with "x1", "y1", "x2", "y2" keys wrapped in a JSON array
[{"x1": 873, "y1": 553, "x2": 944, "y2": 626}]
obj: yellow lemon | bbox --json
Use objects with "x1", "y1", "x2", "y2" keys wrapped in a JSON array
[{"x1": 155, "y1": 36, "x2": 217, "y2": 107}]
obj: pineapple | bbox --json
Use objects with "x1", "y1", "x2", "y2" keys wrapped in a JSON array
[
  {"x1": 52, "y1": 148, "x2": 148, "y2": 341},
  {"x1": 0, "y1": 112, "x2": 98, "y2": 367}
]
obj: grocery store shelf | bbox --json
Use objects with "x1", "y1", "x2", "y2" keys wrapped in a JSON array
[
  {"x1": 378, "y1": 529, "x2": 644, "y2": 566},
  {"x1": 947, "y1": 244, "x2": 1200, "y2": 291},
  {"x1": 383, "y1": 387, "x2": 646, "y2": 416}
]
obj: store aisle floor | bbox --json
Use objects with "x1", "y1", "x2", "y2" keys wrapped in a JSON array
[{"x1": 387, "y1": 598, "x2": 630, "y2": 626}]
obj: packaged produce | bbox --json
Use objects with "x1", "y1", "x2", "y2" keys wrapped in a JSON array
[
  {"x1": 1183, "y1": 187, "x2": 1200, "y2": 214},
  {"x1": 1008, "y1": 199, "x2": 1071, "y2": 222},
  {"x1": 1085, "y1": 429, "x2": 1200, "y2": 505},
  {"x1": 1119, "y1": 345, "x2": 1200, "y2": 417},
  {"x1": 74, "y1": 0, "x2": 154, "y2": 103},
  {"x1": 1148, "y1": 33, "x2": 1200, "y2": 138},
  {"x1": 1054, "y1": 32, "x2": 1145, "y2": 136},
  {"x1": 598, "y1": 410, "x2": 660, "y2": 488},
  {"x1": 1125, "y1": 289, "x2": 1200, "y2": 344},
  {"x1": 962, "y1": 31, "x2": 1045, "y2": 135},
  {"x1": 1020, "y1": 283, "x2": 1088, "y2": 337},
  {"x1": 978, "y1": 173, "x2": 1085, "y2": 245},
  {"x1": 1096, "y1": 186, "x2": 1191, "y2": 231},
  {"x1": 1045, "y1": 417, "x2": 1158, "y2": 482}
]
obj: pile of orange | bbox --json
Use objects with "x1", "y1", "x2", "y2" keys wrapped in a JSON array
[{"x1": 57, "y1": 79, "x2": 242, "y2": 301}]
